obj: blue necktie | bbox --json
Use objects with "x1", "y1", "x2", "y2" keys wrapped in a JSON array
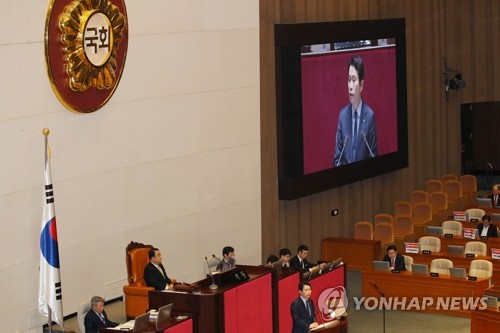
[
  {"x1": 353, "y1": 110, "x2": 358, "y2": 160},
  {"x1": 306, "y1": 301, "x2": 311, "y2": 317}
]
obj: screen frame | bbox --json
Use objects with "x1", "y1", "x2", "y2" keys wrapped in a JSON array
[{"x1": 275, "y1": 18, "x2": 408, "y2": 200}]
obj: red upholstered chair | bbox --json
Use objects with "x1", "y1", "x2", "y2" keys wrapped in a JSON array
[{"x1": 123, "y1": 241, "x2": 154, "y2": 320}]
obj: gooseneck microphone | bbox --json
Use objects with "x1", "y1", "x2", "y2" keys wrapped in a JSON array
[
  {"x1": 204, "y1": 256, "x2": 219, "y2": 290},
  {"x1": 361, "y1": 131, "x2": 375, "y2": 158},
  {"x1": 336, "y1": 135, "x2": 349, "y2": 167}
]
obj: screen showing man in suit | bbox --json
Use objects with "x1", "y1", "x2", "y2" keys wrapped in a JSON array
[
  {"x1": 144, "y1": 247, "x2": 173, "y2": 290},
  {"x1": 382, "y1": 244, "x2": 406, "y2": 271},
  {"x1": 291, "y1": 282, "x2": 319, "y2": 333},
  {"x1": 333, "y1": 55, "x2": 378, "y2": 166}
]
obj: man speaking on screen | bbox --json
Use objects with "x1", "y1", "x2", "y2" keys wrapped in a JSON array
[{"x1": 333, "y1": 55, "x2": 378, "y2": 166}]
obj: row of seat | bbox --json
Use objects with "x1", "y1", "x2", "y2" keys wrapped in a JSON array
[
  {"x1": 427, "y1": 219, "x2": 500, "y2": 237},
  {"x1": 419, "y1": 236, "x2": 488, "y2": 255},
  {"x1": 401, "y1": 255, "x2": 492, "y2": 278},
  {"x1": 354, "y1": 173, "x2": 480, "y2": 247}
]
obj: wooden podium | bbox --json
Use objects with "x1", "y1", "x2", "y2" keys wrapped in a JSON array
[{"x1": 149, "y1": 265, "x2": 274, "y2": 333}]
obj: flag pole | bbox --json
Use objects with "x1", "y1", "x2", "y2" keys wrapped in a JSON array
[{"x1": 43, "y1": 128, "x2": 53, "y2": 333}]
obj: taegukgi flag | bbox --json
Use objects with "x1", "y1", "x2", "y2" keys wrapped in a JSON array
[{"x1": 38, "y1": 132, "x2": 64, "y2": 327}]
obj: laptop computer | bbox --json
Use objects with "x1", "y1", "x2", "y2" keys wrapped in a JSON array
[
  {"x1": 156, "y1": 303, "x2": 174, "y2": 329},
  {"x1": 484, "y1": 295, "x2": 499, "y2": 310},
  {"x1": 323, "y1": 257, "x2": 343, "y2": 271},
  {"x1": 132, "y1": 312, "x2": 150, "y2": 332},
  {"x1": 477, "y1": 197, "x2": 492, "y2": 208},
  {"x1": 412, "y1": 264, "x2": 429, "y2": 275},
  {"x1": 372, "y1": 260, "x2": 390, "y2": 271},
  {"x1": 426, "y1": 226, "x2": 443, "y2": 236},
  {"x1": 447, "y1": 245, "x2": 465, "y2": 256},
  {"x1": 449, "y1": 267, "x2": 467, "y2": 279}
]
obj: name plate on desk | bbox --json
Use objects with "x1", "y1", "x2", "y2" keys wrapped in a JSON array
[
  {"x1": 480, "y1": 236, "x2": 488, "y2": 240},
  {"x1": 430, "y1": 272, "x2": 439, "y2": 277},
  {"x1": 466, "y1": 253, "x2": 476, "y2": 258},
  {"x1": 422, "y1": 250, "x2": 432, "y2": 255},
  {"x1": 463, "y1": 228, "x2": 477, "y2": 239},
  {"x1": 468, "y1": 276, "x2": 477, "y2": 281},
  {"x1": 444, "y1": 233, "x2": 454, "y2": 238},
  {"x1": 453, "y1": 211, "x2": 467, "y2": 221},
  {"x1": 492, "y1": 248, "x2": 500, "y2": 260},
  {"x1": 470, "y1": 218, "x2": 479, "y2": 223},
  {"x1": 391, "y1": 270, "x2": 401, "y2": 274},
  {"x1": 405, "y1": 242, "x2": 419, "y2": 254}
]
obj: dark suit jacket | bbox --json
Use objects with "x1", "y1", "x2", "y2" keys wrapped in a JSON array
[
  {"x1": 290, "y1": 296, "x2": 317, "y2": 333},
  {"x1": 477, "y1": 223, "x2": 499, "y2": 237},
  {"x1": 333, "y1": 101, "x2": 378, "y2": 166},
  {"x1": 487, "y1": 194, "x2": 500, "y2": 208},
  {"x1": 84, "y1": 309, "x2": 118, "y2": 333},
  {"x1": 289, "y1": 255, "x2": 314, "y2": 270},
  {"x1": 144, "y1": 262, "x2": 172, "y2": 290},
  {"x1": 382, "y1": 253, "x2": 407, "y2": 271}
]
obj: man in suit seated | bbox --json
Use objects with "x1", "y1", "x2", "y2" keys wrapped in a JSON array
[
  {"x1": 290, "y1": 281, "x2": 319, "y2": 333},
  {"x1": 84, "y1": 296, "x2": 119, "y2": 333},
  {"x1": 290, "y1": 245, "x2": 325, "y2": 273},
  {"x1": 144, "y1": 247, "x2": 173, "y2": 290},
  {"x1": 382, "y1": 245, "x2": 406, "y2": 271},
  {"x1": 477, "y1": 215, "x2": 499, "y2": 238},
  {"x1": 279, "y1": 247, "x2": 292, "y2": 267},
  {"x1": 488, "y1": 185, "x2": 500, "y2": 208},
  {"x1": 216, "y1": 246, "x2": 236, "y2": 272}
]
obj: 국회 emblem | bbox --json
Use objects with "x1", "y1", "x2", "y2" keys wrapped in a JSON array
[{"x1": 45, "y1": 0, "x2": 128, "y2": 113}]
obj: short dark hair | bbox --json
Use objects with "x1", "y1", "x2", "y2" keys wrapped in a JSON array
[
  {"x1": 279, "y1": 248, "x2": 292, "y2": 257},
  {"x1": 297, "y1": 245, "x2": 309, "y2": 253},
  {"x1": 386, "y1": 245, "x2": 398, "y2": 252},
  {"x1": 148, "y1": 247, "x2": 159, "y2": 259},
  {"x1": 482, "y1": 215, "x2": 492, "y2": 222},
  {"x1": 348, "y1": 55, "x2": 365, "y2": 82},
  {"x1": 222, "y1": 246, "x2": 234, "y2": 256},
  {"x1": 298, "y1": 281, "x2": 311, "y2": 291},
  {"x1": 91, "y1": 296, "x2": 104, "y2": 307},
  {"x1": 266, "y1": 254, "x2": 279, "y2": 264}
]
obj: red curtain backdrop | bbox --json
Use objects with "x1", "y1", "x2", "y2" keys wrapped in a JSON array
[
  {"x1": 302, "y1": 47, "x2": 398, "y2": 174},
  {"x1": 223, "y1": 274, "x2": 273, "y2": 333}
]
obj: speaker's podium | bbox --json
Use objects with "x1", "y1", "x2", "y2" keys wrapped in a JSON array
[{"x1": 149, "y1": 265, "x2": 274, "y2": 333}]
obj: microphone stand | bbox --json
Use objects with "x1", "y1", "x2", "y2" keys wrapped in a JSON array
[
  {"x1": 335, "y1": 135, "x2": 349, "y2": 167},
  {"x1": 204, "y1": 257, "x2": 219, "y2": 290},
  {"x1": 361, "y1": 131, "x2": 375, "y2": 158},
  {"x1": 369, "y1": 281, "x2": 386, "y2": 333}
]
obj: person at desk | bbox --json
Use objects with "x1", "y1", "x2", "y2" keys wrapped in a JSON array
[
  {"x1": 291, "y1": 281, "x2": 319, "y2": 333},
  {"x1": 279, "y1": 248, "x2": 292, "y2": 267},
  {"x1": 290, "y1": 245, "x2": 315, "y2": 270},
  {"x1": 488, "y1": 185, "x2": 500, "y2": 208},
  {"x1": 265, "y1": 254, "x2": 279, "y2": 267},
  {"x1": 84, "y1": 296, "x2": 119, "y2": 333},
  {"x1": 216, "y1": 246, "x2": 236, "y2": 271},
  {"x1": 382, "y1": 245, "x2": 406, "y2": 271},
  {"x1": 144, "y1": 247, "x2": 173, "y2": 290},
  {"x1": 477, "y1": 215, "x2": 499, "y2": 238}
]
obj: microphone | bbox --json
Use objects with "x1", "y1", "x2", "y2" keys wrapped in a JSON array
[
  {"x1": 361, "y1": 131, "x2": 375, "y2": 158},
  {"x1": 368, "y1": 280, "x2": 384, "y2": 297},
  {"x1": 204, "y1": 256, "x2": 219, "y2": 290},
  {"x1": 336, "y1": 135, "x2": 349, "y2": 167}
]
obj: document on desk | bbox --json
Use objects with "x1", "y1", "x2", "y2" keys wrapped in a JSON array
[
  {"x1": 109, "y1": 320, "x2": 135, "y2": 330},
  {"x1": 309, "y1": 320, "x2": 339, "y2": 331}
]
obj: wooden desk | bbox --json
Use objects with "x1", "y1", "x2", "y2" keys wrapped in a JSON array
[
  {"x1": 362, "y1": 269, "x2": 490, "y2": 317},
  {"x1": 149, "y1": 265, "x2": 274, "y2": 333},
  {"x1": 322, "y1": 237, "x2": 381, "y2": 270},
  {"x1": 429, "y1": 235, "x2": 500, "y2": 256},
  {"x1": 405, "y1": 251, "x2": 498, "y2": 290},
  {"x1": 471, "y1": 308, "x2": 500, "y2": 332},
  {"x1": 100, "y1": 314, "x2": 194, "y2": 333}
]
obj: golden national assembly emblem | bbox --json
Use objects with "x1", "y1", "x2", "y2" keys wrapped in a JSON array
[{"x1": 45, "y1": 0, "x2": 128, "y2": 113}]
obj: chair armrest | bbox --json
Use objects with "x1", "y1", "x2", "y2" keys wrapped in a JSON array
[{"x1": 123, "y1": 285, "x2": 154, "y2": 297}]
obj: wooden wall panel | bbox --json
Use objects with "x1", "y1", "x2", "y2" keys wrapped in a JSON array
[{"x1": 259, "y1": 0, "x2": 500, "y2": 262}]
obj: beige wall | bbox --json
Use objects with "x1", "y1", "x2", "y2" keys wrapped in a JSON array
[
  {"x1": 260, "y1": 0, "x2": 500, "y2": 261},
  {"x1": 0, "y1": 1, "x2": 260, "y2": 332}
]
